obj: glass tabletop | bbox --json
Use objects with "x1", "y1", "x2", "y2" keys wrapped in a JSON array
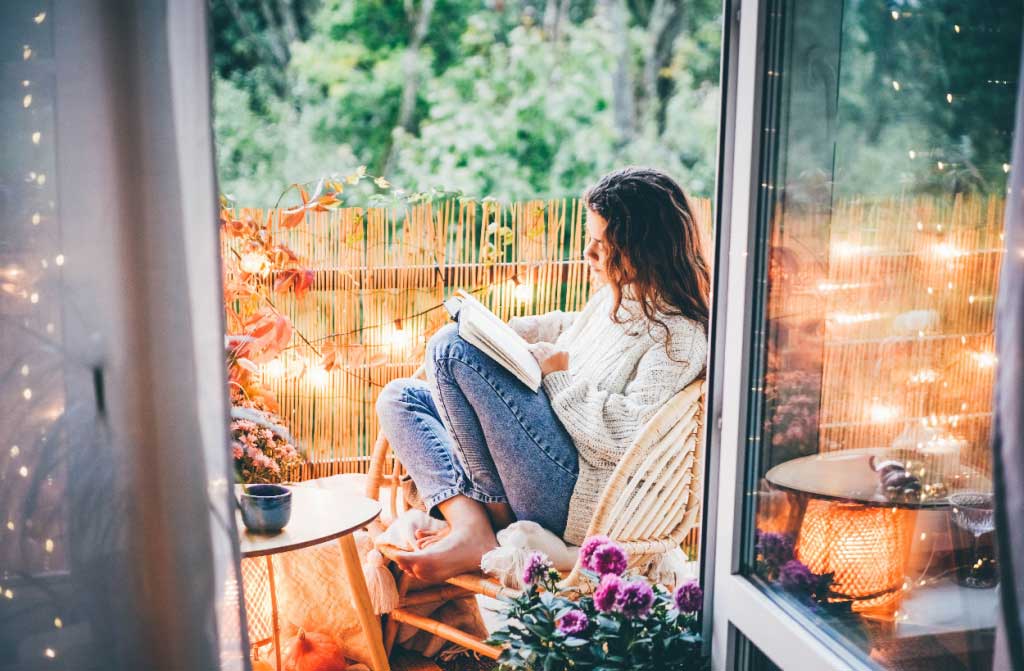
[{"x1": 764, "y1": 447, "x2": 991, "y2": 509}]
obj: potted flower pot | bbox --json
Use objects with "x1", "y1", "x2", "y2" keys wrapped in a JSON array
[{"x1": 239, "y1": 484, "x2": 292, "y2": 533}]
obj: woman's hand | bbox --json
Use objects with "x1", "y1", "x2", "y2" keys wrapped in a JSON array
[{"x1": 529, "y1": 342, "x2": 569, "y2": 376}]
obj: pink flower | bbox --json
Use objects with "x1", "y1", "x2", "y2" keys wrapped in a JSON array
[
  {"x1": 246, "y1": 445, "x2": 262, "y2": 460},
  {"x1": 615, "y1": 580, "x2": 654, "y2": 619},
  {"x1": 590, "y1": 542, "x2": 628, "y2": 576},
  {"x1": 579, "y1": 535, "x2": 611, "y2": 570},
  {"x1": 231, "y1": 442, "x2": 244, "y2": 459},
  {"x1": 673, "y1": 580, "x2": 703, "y2": 613},
  {"x1": 556, "y1": 609, "x2": 589, "y2": 635},
  {"x1": 522, "y1": 552, "x2": 553, "y2": 585},
  {"x1": 594, "y1": 574, "x2": 623, "y2": 613}
]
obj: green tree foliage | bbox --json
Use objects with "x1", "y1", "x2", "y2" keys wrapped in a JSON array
[{"x1": 211, "y1": 0, "x2": 724, "y2": 205}]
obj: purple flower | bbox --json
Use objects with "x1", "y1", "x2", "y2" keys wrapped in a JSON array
[
  {"x1": 593, "y1": 574, "x2": 623, "y2": 613},
  {"x1": 755, "y1": 531, "x2": 795, "y2": 569},
  {"x1": 579, "y1": 535, "x2": 611, "y2": 571},
  {"x1": 590, "y1": 542, "x2": 628, "y2": 576},
  {"x1": 673, "y1": 580, "x2": 703, "y2": 613},
  {"x1": 557, "y1": 609, "x2": 589, "y2": 635},
  {"x1": 522, "y1": 552, "x2": 553, "y2": 586},
  {"x1": 778, "y1": 560, "x2": 817, "y2": 593},
  {"x1": 615, "y1": 580, "x2": 655, "y2": 619}
]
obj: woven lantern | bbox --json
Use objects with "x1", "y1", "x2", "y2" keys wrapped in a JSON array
[{"x1": 795, "y1": 498, "x2": 916, "y2": 613}]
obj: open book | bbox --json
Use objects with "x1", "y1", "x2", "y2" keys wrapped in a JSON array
[{"x1": 446, "y1": 289, "x2": 542, "y2": 392}]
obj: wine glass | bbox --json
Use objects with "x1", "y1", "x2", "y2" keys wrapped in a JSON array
[{"x1": 949, "y1": 492, "x2": 997, "y2": 588}]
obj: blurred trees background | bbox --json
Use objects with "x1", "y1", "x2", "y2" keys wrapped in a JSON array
[{"x1": 210, "y1": 0, "x2": 723, "y2": 204}]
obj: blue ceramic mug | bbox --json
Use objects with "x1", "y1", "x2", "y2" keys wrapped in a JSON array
[{"x1": 239, "y1": 484, "x2": 292, "y2": 533}]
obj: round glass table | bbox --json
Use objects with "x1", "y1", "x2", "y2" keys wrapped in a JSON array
[{"x1": 763, "y1": 448, "x2": 993, "y2": 615}]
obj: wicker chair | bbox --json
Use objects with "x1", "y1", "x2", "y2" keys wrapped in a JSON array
[{"x1": 365, "y1": 368, "x2": 706, "y2": 659}]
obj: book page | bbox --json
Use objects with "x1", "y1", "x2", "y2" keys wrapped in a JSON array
[{"x1": 457, "y1": 291, "x2": 542, "y2": 391}]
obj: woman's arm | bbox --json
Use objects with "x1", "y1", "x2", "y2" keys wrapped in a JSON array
[
  {"x1": 508, "y1": 311, "x2": 577, "y2": 344},
  {"x1": 542, "y1": 328, "x2": 706, "y2": 466}
]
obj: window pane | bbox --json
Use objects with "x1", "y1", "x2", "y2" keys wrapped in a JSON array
[{"x1": 745, "y1": 1, "x2": 1020, "y2": 669}]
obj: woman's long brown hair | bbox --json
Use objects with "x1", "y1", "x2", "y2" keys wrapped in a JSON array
[{"x1": 584, "y1": 166, "x2": 711, "y2": 349}]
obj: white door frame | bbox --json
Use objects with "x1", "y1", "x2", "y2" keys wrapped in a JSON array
[{"x1": 706, "y1": 0, "x2": 878, "y2": 668}]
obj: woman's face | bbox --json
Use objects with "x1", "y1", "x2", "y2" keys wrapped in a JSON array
[{"x1": 584, "y1": 209, "x2": 610, "y2": 280}]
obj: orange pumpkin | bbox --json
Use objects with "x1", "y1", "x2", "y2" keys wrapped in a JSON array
[{"x1": 283, "y1": 628, "x2": 347, "y2": 671}]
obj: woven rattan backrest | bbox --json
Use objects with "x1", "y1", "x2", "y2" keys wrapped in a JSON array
[{"x1": 584, "y1": 379, "x2": 706, "y2": 546}]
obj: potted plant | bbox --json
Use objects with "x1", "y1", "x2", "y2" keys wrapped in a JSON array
[{"x1": 488, "y1": 537, "x2": 709, "y2": 670}]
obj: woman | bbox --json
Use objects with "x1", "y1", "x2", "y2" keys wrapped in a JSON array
[{"x1": 377, "y1": 167, "x2": 710, "y2": 582}]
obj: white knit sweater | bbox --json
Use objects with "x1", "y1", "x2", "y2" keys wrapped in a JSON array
[{"x1": 509, "y1": 285, "x2": 707, "y2": 544}]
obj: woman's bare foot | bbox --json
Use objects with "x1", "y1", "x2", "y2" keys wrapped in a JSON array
[
  {"x1": 394, "y1": 525, "x2": 497, "y2": 582},
  {"x1": 393, "y1": 494, "x2": 498, "y2": 582},
  {"x1": 414, "y1": 526, "x2": 450, "y2": 549}
]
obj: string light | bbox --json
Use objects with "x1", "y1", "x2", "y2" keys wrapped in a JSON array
[
  {"x1": 54, "y1": 618, "x2": 62, "y2": 629},
  {"x1": 972, "y1": 352, "x2": 997, "y2": 368},
  {"x1": 946, "y1": 93, "x2": 953, "y2": 104},
  {"x1": 32, "y1": 131, "x2": 40, "y2": 145},
  {"x1": 869, "y1": 402, "x2": 901, "y2": 423},
  {"x1": 937, "y1": 161, "x2": 945, "y2": 171},
  {"x1": 22, "y1": 388, "x2": 32, "y2": 400},
  {"x1": 55, "y1": 254, "x2": 64, "y2": 266},
  {"x1": 23, "y1": 45, "x2": 32, "y2": 60},
  {"x1": 890, "y1": 9, "x2": 899, "y2": 20},
  {"x1": 908, "y1": 150, "x2": 916, "y2": 159},
  {"x1": 4, "y1": 589, "x2": 13, "y2": 599},
  {"x1": 30, "y1": 292, "x2": 39, "y2": 304},
  {"x1": 892, "y1": 80, "x2": 901, "y2": 91},
  {"x1": 5, "y1": 522, "x2": 13, "y2": 531},
  {"x1": 239, "y1": 252, "x2": 270, "y2": 275},
  {"x1": 18, "y1": 466, "x2": 28, "y2": 478},
  {"x1": 34, "y1": 11, "x2": 46, "y2": 23},
  {"x1": 22, "y1": 94, "x2": 32, "y2": 108},
  {"x1": 31, "y1": 212, "x2": 41, "y2": 225},
  {"x1": 831, "y1": 312, "x2": 883, "y2": 324},
  {"x1": 44, "y1": 649, "x2": 56, "y2": 659},
  {"x1": 10, "y1": 445, "x2": 20, "y2": 457},
  {"x1": 20, "y1": 365, "x2": 29, "y2": 376},
  {"x1": 44, "y1": 539, "x2": 54, "y2": 553},
  {"x1": 306, "y1": 364, "x2": 330, "y2": 387},
  {"x1": 954, "y1": 24, "x2": 960, "y2": 33},
  {"x1": 1004, "y1": 163, "x2": 1011, "y2": 173}
]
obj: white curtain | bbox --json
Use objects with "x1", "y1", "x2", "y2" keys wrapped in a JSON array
[{"x1": 0, "y1": 1, "x2": 245, "y2": 669}]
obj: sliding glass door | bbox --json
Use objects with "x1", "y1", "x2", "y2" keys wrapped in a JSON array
[{"x1": 711, "y1": 0, "x2": 1022, "y2": 668}]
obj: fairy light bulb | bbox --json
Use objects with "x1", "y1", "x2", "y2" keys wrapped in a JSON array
[
  {"x1": 1004, "y1": 163, "x2": 1011, "y2": 173},
  {"x1": 946, "y1": 93, "x2": 953, "y2": 104},
  {"x1": 23, "y1": 45, "x2": 32, "y2": 60},
  {"x1": 22, "y1": 388, "x2": 32, "y2": 400},
  {"x1": 890, "y1": 9, "x2": 899, "y2": 19},
  {"x1": 306, "y1": 364, "x2": 330, "y2": 387},
  {"x1": 18, "y1": 466, "x2": 28, "y2": 478},
  {"x1": 892, "y1": 80, "x2": 901, "y2": 91},
  {"x1": 954, "y1": 24, "x2": 960, "y2": 33},
  {"x1": 263, "y1": 358, "x2": 286, "y2": 378},
  {"x1": 34, "y1": 12, "x2": 46, "y2": 23},
  {"x1": 31, "y1": 131, "x2": 40, "y2": 145},
  {"x1": 239, "y1": 252, "x2": 270, "y2": 275},
  {"x1": 908, "y1": 150, "x2": 916, "y2": 159},
  {"x1": 44, "y1": 649, "x2": 55, "y2": 659},
  {"x1": 20, "y1": 365, "x2": 29, "y2": 376},
  {"x1": 31, "y1": 213, "x2": 41, "y2": 225},
  {"x1": 55, "y1": 254, "x2": 64, "y2": 266},
  {"x1": 869, "y1": 402, "x2": 900, "y2": 423},
  {"x1": 23, "y1": 94, "x2": 32, "y2": 108},
  {"x1": 10, "y1": 445, "x2": 20, "y2": 457},
  {"x1": 45, "y1": 539, "x2": 54, "y2": 553},
  {"x1": 54, "y1": 617, "x2": 62, "y2": 629}
]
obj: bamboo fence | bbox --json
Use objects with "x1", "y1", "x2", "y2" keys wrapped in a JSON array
[{"x1": 767, "y1": 193, "x2": 1004, "y2": 489}]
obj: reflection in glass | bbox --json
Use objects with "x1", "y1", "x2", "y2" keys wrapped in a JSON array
[{"x1": 746, "y1": 0, "x2": 1020, "y2": 668}]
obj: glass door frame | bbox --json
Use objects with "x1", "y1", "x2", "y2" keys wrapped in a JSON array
[{"x1": 706, "y1": 0, "x2": 879, "y2": 667}]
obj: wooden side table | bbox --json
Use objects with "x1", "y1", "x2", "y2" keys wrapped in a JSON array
[{"x1": 238, "y1": 486, "x2": 390, "y2": 671}]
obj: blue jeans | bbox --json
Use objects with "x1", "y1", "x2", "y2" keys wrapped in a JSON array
[{"x1": 376, "y1": 323, "x2": 579, "y2": 536}]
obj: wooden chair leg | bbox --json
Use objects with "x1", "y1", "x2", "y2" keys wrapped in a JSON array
[
  {"x1": 384, "y1": 570, "x2": 414, "y2": 655},
  {"x1": 338, "y1": 534, "x2": 391, "y2": 671}
]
